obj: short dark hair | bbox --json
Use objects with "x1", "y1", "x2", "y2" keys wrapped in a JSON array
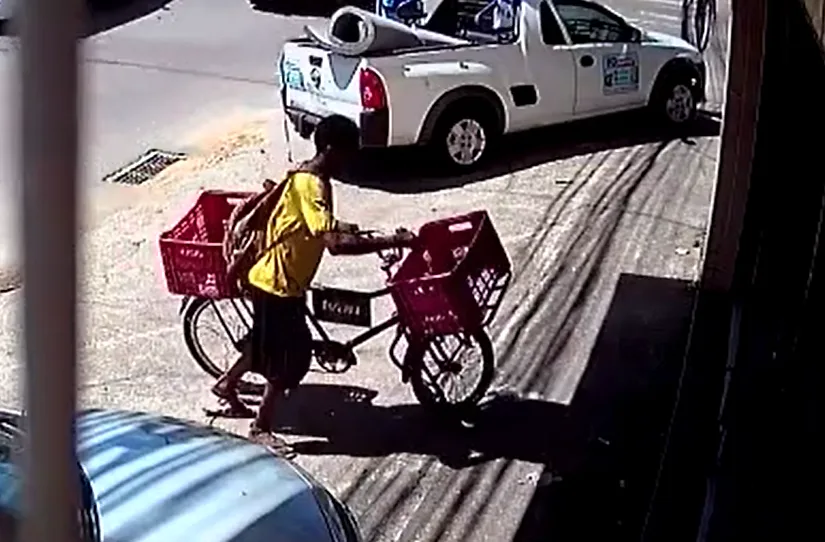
[{"x1": 313, "y1": 114, "x2": 359, "y2": 154}]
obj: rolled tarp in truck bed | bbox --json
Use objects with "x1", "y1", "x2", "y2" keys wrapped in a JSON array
[{"x1": 304, "y1": 6, "x2": 468, "y2": 56}]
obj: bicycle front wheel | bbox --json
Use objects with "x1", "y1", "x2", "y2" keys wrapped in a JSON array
[
  {"x1": 406, "y1": 329, "x2": 495, "y2": 412},
  {"x1": 182, "y1": 297, "x2": 264, "y2": 389}
]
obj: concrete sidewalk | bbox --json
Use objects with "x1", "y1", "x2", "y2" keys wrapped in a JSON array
[{"x1": 0, "y1": 105, "x2": 720, "y2": 541}]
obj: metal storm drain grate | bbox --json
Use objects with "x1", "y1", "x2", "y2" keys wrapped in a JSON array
[{"x1": 104, "y1": 149, "x2": 187, "y2": 185}]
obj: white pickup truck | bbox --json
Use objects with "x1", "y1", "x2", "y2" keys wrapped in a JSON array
[{"x1": 280, "y1": 0, "x2": 707, "y2": 171}]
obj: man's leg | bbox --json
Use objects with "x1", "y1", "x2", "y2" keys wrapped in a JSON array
[
  {"x1": 212, "y1": 338, "x2": 251, "y2": 398},
  {"x1": 253, "y1": 378, "x2": 283, "y2": 432},
  {"x1": 249, "y1": 377, "x2": 295, "y2": 457},
  {"x1": 247, "y1": 296, "x2": 310, "y2": 457},
  {"x1": 211, "y1": 299, "x2": 261, "y2": 415}
]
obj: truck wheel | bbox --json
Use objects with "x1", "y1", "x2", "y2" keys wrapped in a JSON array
[
  {"x1": 650, "y1": 69, "x2": 699, "y2": 129},
  {"x1": 432, "y1": 104, "x2": 498, "y2": 171}
]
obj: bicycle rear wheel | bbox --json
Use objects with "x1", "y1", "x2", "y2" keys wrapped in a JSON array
[
  {"x1": 182, "y1": 297, "x2": 266, "y2": 390},
  {"x1": 406, "y1": 329, "x2": 495, "y2": 412}
]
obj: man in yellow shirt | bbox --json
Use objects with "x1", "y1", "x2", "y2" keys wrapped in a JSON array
[{"x1": 210, "y1": 115, "x2": 412, "y2": 456}]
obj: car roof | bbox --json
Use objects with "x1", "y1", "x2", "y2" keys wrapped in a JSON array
[{"x1": 2, "y1": 409, "x2": 335, "y2": 542}]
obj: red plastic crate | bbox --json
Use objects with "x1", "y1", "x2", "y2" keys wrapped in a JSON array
[
  {"x1": 159, "y1": 190, "x2": 254, "y2": 299},
  {"x1": 389, "y1": 210, "x2": 511, "y2": 338}
]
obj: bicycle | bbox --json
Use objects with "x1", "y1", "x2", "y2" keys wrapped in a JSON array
[{"x1": 160, "y1": 191, "x2": 512, "y2": 412}]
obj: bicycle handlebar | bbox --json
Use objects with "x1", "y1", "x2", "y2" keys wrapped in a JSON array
[{"x1": 352, "y1": 228, "x2": 413, "y2": 277}]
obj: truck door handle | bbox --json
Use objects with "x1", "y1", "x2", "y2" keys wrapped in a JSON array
[
  {"x1": 309, "y1": 55, "x2": 323, "y2": 67},
  {"x1": 580, "y1": 55, "x2": 595, "y2": 68}
]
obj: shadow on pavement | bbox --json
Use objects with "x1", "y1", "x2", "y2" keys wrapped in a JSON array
[
  {"x1": 514, "y1": 273, "x2": 697, "y2": 541},
  {"x1": 273, "y1": 272, "x2": 697, "y2": 537},
  {"x1": 250, "y1": 0, "x2": 372, "y2": 18},
  {"x1": 84, "y1": 0, "x2": 174, "y2": 37},
  {"x1": 274, "y1": 383, "x2": 569, "y2": 468},
  {"x1": 0, "y1": 1, "x2": 173, "y2": 37},
  {"x1": 341, "y1": 112, "x2": 721, "y2": 194}
]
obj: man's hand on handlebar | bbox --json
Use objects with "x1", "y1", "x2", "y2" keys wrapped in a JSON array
[
  {"x1": 392, "y1": 227, "x2": 417, "y2": 247},
  {"x1": 325, "y1": 225, "x2": 416, "y2": 256}
]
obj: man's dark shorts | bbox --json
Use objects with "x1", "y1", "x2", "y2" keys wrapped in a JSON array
[{"x1": 249, "y1": 288, "x2": 312, "y2": 389}]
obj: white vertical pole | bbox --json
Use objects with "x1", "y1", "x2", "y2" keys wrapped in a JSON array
[{"x1": 17, "y1": 0, "x2": 83, "y2": 540}]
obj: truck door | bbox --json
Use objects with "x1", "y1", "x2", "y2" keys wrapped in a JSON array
[
  {"x1": 553, "y1": 0, "x2": 646, "y2": 115},
  {"x1": 525, "y1": 0, "x2": 578, "y2": 126}
]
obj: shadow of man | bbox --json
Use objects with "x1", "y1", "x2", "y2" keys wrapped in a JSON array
[{"x1": 271, "y1": 383, "x2": 572, "y2": 469}]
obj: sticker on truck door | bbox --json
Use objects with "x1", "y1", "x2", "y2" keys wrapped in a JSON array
[
  {"x1": 282, "y1": 61, "x2": 305, "y2": 91},
  {"x1": 602, "y1": 52, "x2": 639, "y2": 95}
]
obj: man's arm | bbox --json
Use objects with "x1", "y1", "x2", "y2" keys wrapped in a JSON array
[
  {"x1": 295, "y1": 175, "x2": 415, "y2": 255},
  {"x1": 325, "y1": 231, "x2": 416, "y2": 256}
]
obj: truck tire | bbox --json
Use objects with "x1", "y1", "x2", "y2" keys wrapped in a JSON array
[
  {"x1": 649, "y1": 66, "x2": 700, "y2": 129},
  {"x1": 431, "y1": 101, "x2": 499, "y2": 172}
]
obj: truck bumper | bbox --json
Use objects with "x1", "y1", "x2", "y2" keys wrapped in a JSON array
[{"x1": 284, "y1": 106, "x2": 390, "y2": 148}]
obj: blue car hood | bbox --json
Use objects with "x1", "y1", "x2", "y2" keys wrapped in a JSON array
[{"x1": 76, "y1": 409, "x2": 332, "y2": 542}]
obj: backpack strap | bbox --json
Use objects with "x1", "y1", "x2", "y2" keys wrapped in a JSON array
[
  {"x1": 252, "y1": 167, "x2": 312, "y2": 254},
  {"x1": 246, "y1": 165, "x2": 322, "y2": 256}
]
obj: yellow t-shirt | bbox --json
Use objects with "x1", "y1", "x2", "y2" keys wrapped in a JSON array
[{"x1": 247, "y1": 172, "x2": 336, "y2": 298}]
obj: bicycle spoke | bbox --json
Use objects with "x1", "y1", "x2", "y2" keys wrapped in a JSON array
[
  {"x1": 189, "y1": 298, "x2": 266, "y2": 388},
  {"x1": 229, "y1": 298, "x2": 253, "y2": 329},
  {"x1": 418, "y1": 332, "x2": 484, "y2": 405}
]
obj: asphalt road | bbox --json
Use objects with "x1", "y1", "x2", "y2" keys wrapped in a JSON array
[
  {"x1": 0, "y1": 0, "x2": 730, "y2": 540},
  {"x1": 0, "y1": 0, "x2": 317, "y2": 278}
]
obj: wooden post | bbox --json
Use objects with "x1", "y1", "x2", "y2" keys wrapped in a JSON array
[{"x1": 700, "y1": 0, "x2": 768, "y2": 293}]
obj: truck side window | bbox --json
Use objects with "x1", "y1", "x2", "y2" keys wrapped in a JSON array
[
  {"x1": 554, "y1": 0, "x2": 631, "y2": 44},
  {"x1": 539, "y1": 1, "x2": 567, "y2": 45}
]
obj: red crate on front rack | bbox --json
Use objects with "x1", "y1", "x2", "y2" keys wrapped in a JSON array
[
  {"x1": 389, "y1": 210, "x2": 512, "y2": 338},
  {"x1": 159, "y1": 190, "x2": 254, "y2": 299}
]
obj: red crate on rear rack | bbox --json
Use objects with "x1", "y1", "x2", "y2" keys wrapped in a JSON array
[
  {"x1": 389, "y1": 210, "x2": 512, "y2": 338},
  {"x1": 159, "y1": 190, "x2": 254, "y2": 299}
]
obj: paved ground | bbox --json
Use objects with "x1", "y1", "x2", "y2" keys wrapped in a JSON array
[
  {"x1": 0, "y1": 0, "x2": 321, "y2": 282},
  {"x1": 0, "y1": 0, "x2": 730, "y2": 539}
]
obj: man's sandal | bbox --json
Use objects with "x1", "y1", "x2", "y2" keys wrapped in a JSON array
[{"x1": 249, "y1": 425, "x2": 297, "y2": 459}]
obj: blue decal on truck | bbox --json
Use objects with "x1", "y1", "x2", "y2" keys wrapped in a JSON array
[
  {"x1": 282, "y1": 61, "x2": 305, "y2": 91},
  {"x1": 602, "y1": 52, "x2": 639, "y2": 95}
]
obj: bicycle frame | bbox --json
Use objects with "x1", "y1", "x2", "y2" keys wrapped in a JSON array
[
  {"x1": 179, "y1": 234, "x2": 410, "y2": 364},
  {"x1": 179, "y1": 285, "x2": 402, "y2": 355},
  {"x1": 305, "y1": 285, "x2": 400, "y2": 351}
]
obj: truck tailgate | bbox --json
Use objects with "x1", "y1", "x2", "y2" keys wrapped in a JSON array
[{"x1": 280, "y1": 41, "x2": 365, "y2": 123}]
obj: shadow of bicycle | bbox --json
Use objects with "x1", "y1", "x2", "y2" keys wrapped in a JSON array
[{"x1": 272, "y1": 383, "x2": 572, "y2": 469}]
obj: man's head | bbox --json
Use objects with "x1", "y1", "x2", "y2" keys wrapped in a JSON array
[{"x1": 312, "y1": 114, "x2": 359, "y2": 177}]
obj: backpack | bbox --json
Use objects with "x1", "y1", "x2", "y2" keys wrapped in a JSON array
[{"x1": 222, "y1": 168, "x2": 306, "y2": 292}]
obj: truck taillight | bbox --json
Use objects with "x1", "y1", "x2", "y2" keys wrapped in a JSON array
[{"x1": 359, "y1": 67, "x2": 386, "y2": 110}]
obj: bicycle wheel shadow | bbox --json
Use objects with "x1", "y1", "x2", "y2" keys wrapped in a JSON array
[{"x1": 272, "y1": 383, "x2": 574, "y2": 469}]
